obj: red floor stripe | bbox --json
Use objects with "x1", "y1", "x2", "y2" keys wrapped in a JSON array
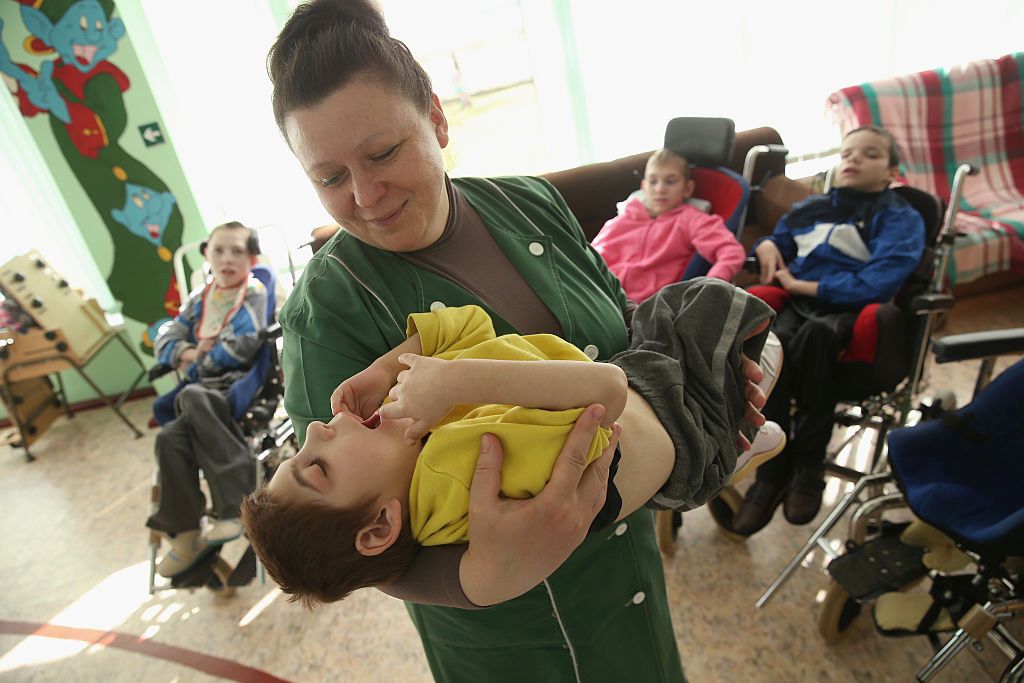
[{"x1": 0, "y1": 620, "x2": 292, "y2": 683}]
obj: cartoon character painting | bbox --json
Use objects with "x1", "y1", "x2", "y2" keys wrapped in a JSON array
[
  {"x1": 0, "y1": 0, "x2": 187, "y2": 350},
  {"x1": 112, "y1": 181, "x2": 176, "y2": 258}
]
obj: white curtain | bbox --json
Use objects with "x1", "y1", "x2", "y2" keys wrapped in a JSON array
[{"x1": 565, "y1": 0, "x2": 1024, "y2": 164}]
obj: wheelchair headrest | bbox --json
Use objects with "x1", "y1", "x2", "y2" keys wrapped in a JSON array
[
  {"x1": 891, "y1": 186, "x2": 943, "y2": 245},
  {"x1": 251, "y1": 264, "x2": 276, "y2": 318},
  {"x1": 663, "y1": 117, "x2": 736, "y2": 169}
]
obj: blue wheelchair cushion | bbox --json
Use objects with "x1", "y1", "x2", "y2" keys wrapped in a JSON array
[{"x1": 888, "y1": 357, "x2": 1024, "y2": 554}]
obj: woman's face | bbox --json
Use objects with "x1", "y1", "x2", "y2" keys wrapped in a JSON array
[{"x1": 285, "y1": 78, "x2": 451, "y2": 252}]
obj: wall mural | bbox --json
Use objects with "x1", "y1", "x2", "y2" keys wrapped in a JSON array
[{"x1": 0, "y1": 0, "x2": 192, "y2": 353}]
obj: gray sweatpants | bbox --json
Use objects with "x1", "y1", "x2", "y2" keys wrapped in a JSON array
[
  {"x1": 610, "y1": 278, "x2": 775, "y2": 511},
  {"x1": 146, "y1": 384, "x2": 255, "y2": 534}
]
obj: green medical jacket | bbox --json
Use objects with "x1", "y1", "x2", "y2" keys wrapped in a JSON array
[{"x1": 279, "y1": 175, "x2": 684, "y2": 682}]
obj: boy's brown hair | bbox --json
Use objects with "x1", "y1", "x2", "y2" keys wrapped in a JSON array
[
  {"x1": 202, "y1": 220, "x2": 262, "y2": 257},
  {"x1": 241, "y1": 486, "x2": 419, "y2": 608},
  {"x1": 647, "y1": 148, "x2": 691, "y2": 181},
  {"x1": 846, "y1": 125, "x2": 901, "y2": 169}
]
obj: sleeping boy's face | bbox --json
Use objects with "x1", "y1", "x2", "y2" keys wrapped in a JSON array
[
  {"x1": 641, "y1": 159, "x2": 695, "y2": 217},
  {"x1": 836, "y1": 129, "x2": 896, "y2": 193},
  {"x1": 269, "y1": 410, "x2": 422, "y2": 511}
]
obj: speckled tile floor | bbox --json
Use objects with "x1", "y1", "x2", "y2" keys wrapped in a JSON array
[{"x1": 1, "y1": 286, "x2": 1021, "y2": 682}]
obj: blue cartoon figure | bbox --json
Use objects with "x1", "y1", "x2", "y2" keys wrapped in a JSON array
[{"x1": 112, "y1": 182, "x2": 177, "y2": 260}]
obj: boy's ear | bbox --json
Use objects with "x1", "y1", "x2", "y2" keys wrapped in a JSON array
[
  {"x1": 354, "y1": 498, "x2": 403, "y2": 557},
  {"x1": 682, "y1": 178, "x2": 696, "y2": 199}
]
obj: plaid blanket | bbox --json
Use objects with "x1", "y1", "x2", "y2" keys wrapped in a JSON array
[{"x1": 828, "y1": 53, "x2": 1024, "y2": 286}]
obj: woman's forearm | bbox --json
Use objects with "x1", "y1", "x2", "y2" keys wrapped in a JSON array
[{"x1": 445, "y1": 358, "x2": 627, "y2": 427}]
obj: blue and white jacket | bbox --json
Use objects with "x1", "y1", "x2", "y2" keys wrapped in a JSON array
[
  {"x1": 758, "y1": 187, "x2": 925, "y2": 309},
  {"x1": 155, "y1": 275, "x2": 268, "y2": 389}
]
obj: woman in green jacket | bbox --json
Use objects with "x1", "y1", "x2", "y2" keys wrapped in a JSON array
[{"x1": 268, "y1": 2, "x2": 762, "y2": 680}]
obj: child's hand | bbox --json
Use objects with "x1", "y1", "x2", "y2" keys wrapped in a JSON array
[
  {"x1": 331, "y1": 363, "x2": 392, "y2": 419},
  {"x1": 177, "y1": 346, "x2": 199, "y2": 371},
  {"x1": 378, "y1": 353, "x2": 451, "y2": 444},
  {"x1": 755, "y1": 240, "x2": 785, "y2": 285}
]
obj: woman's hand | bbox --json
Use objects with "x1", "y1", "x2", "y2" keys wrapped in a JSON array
[
  {"x1": 458, "y1": 404, "x2": 618, "y2": 606},
  {"x1": 755, "y1": 240, "x2": 785, "y2": 285},
  {"x1": 378, "y1": 353, "x2": 452, "y2": 443},
  {"x1": 737, "y1": 320, "x2": 770, "y2": 450},
  {"x1": 330, "y1": 362, "x2": 393, "y2": 419}
]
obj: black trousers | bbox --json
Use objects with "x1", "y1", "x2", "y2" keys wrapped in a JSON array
[
  {"x1": 146, "y1": 384, "x2": 255, "y2": 534},
  {"x1": 756, "y1": 299, "x2": 857, "y2": 485}
]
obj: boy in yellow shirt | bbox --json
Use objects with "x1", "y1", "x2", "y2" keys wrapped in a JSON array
[{"x1": 243, "y1": 278, "x2": 784, "y2": 606}]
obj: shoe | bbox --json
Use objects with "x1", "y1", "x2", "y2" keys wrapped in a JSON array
[
  {"x1": 204, "y1": 517, "x2": 243, "y2": 545},
  {"x1": 783, "y1": 469, "x2": 826, "y2": 525},
  {"x1": 157, "y1": 530, "x2": 213, "y2": 578},
  {"x1": 758, "y1": 331, "x2": 783, "y2": 398},
  {"x1": 732, "y1": 421, "x2": 787, "y2": 485},
  {"x1": 731, "y1": 479, "x2": 787, "y2": 536}
]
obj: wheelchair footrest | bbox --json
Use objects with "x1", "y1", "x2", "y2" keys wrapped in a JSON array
[
  {"x1": 228, "y1": 545, "x2": 258, "y2": 587},
  {"x1": 168, "y1": 548, "x2": 223, "y2": 589},
  {"x1": 827, "y1": 527, "x2": 927, "y2": 603}
]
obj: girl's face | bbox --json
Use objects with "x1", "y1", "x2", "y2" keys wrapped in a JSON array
[
  {"x1": 268, "y1": 410, "x2": 421, "y2": 511},
  {"x1": 641, "y1": 160, "x2": 694, "y2": 217},
  {"x1": 284, "y1": 78, "x2": 451, "y2": 253},
  {"x1": 836, "y1": 130, "x2": 896, "y2": 192}
]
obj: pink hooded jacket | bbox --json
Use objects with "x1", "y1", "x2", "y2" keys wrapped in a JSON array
[{"x1": 593, "y1": 197, "x2": 745, "y2": 303}]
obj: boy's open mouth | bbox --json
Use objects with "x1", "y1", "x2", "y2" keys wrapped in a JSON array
[{"x1": 361, "y1": 413, "x2": 382, "y2": 429}]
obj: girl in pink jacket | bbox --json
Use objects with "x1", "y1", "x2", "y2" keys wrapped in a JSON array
[{"x1": 593, "y1": 149, "x2": 745, "y2": 303}]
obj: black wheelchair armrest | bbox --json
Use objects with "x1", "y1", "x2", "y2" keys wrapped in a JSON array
[
  {"x1": 743, "y1": 256, "x2": 759, "y2": 274},
  {"x1": 148, "y1": 364, "x2": 174, "y2": 382},
  {"x1": 932, "y1": 327, "x2": 1024, "y2": 363},
  {"x1": 259, "y1": 323, "x2": 282, "y2": 342},
  {"x1": 910, "y1": 292, "x2": 955, "y2": 314}
]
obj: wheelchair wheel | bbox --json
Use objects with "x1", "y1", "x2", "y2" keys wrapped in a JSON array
[
  {"x1": 656, "y1": 511, "x2": 678, "y2": 557},
  {"x1": 817, "y1": 580, "x2": 862, "y2": 643},
  {"x1": 708, "y1": 486, "x2": 747, "y2": 543}
]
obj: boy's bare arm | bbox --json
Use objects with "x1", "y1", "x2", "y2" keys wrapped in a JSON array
[
  {"x1": 381, "y1": 354, "x2": 627, "y2": 442},
  {"x1": 448, "y1": 359, "x2": 627, "y2": 425}
]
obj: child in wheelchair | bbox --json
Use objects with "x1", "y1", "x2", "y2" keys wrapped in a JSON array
[
  {"x1": 592, "y1": 148, "x2": 746, "y2": 303},
  {"x1": 243, "y1": 279, "x2": 786, "y2": 607},
  {"x1": 733, "y1": 125, "x2": 927, "y2": 536},
  {"x1": 147, "y1": 221, "x2": 269, "y2": 578}
]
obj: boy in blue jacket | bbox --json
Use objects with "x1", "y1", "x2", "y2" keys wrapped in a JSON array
[
  {"x1": 147, "y1": 221, "x2": 268, "y2": 576},
  {"x1": 733, "y1": 126, "x2": 925, "y2": 535}
]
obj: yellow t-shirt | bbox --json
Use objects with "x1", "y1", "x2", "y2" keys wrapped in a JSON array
[{"x1": 407, "y1": 305, "x2": 611, "y2": 546}]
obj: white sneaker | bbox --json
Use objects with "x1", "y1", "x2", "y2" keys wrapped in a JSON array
[
  {"x1": 157, "y1": 530, "x2": 212, "y2": 578},
  {"x1": 732, "y1": 421, "x2": 786, "y2": 485},
  {"x1": 204, "y1": 517, "x2": 243, "y2": 545},
  {"x1": 759, "y1": 331, "x2": 783, "y2": 398}
]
